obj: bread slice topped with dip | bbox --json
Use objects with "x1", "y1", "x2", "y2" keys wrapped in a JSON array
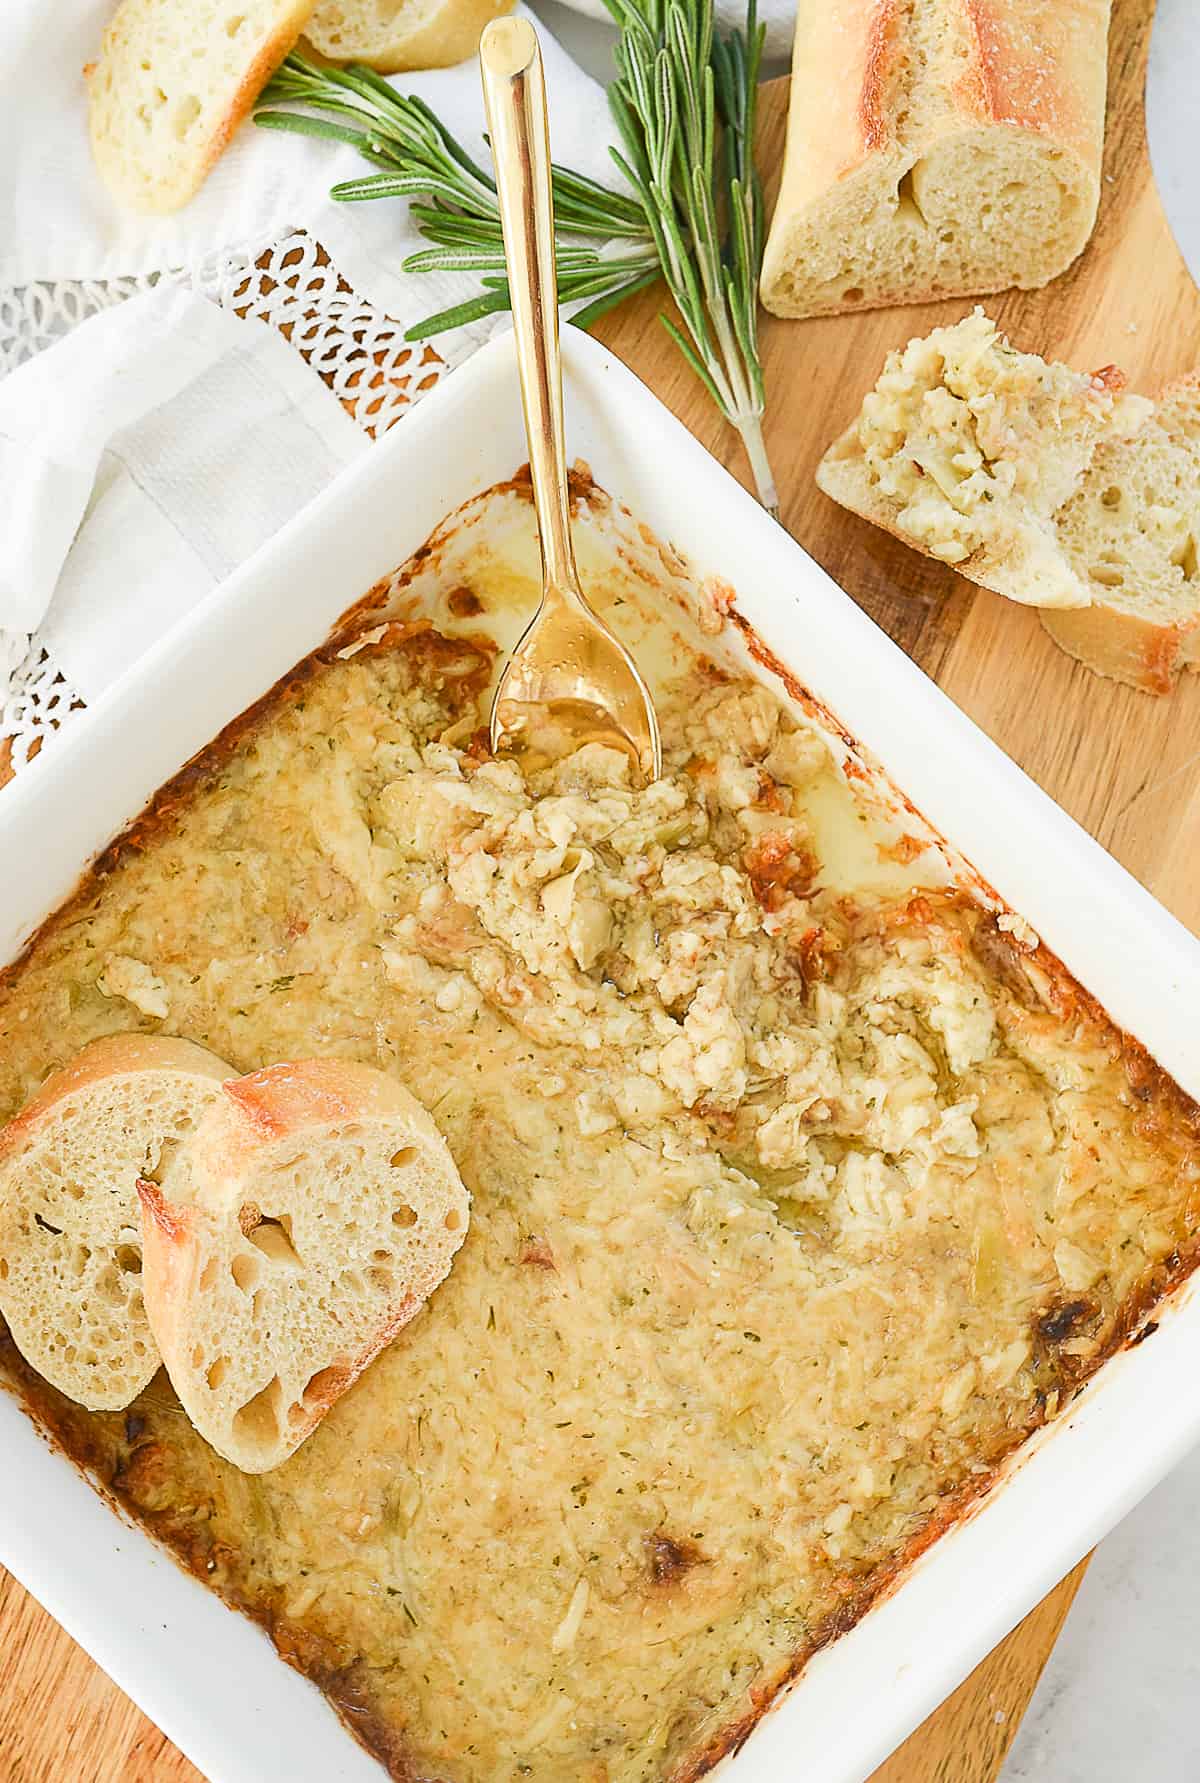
[
  {"x1": 817, "y1": 309, "x2": 1151, "y2": 607},
  {"x1": 139, "y1": 1058, "x2": 469, "y2": 1471},
  {"x1": 817, "y1": 310, "x2": 1200, "y2": 692},
  {"x1": 0, "y1": 1035, "x2": 231, "y2": 1411}
]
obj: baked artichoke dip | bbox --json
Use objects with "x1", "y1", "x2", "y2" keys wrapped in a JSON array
[{"x1": 1, "y1": 481, "x2": 1198, "y2": 1782}]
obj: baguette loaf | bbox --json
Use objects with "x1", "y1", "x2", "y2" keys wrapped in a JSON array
[
  {"x1": 0, "y1": 1035, "x2": 230, "y2": 1410},
  {"x1": 305, "y1": 0, "x2": 514, "y2": 72},
  {"x1": 816, "y1": 309, "x2": 1150, "y2": 609},
  {"x1": 139, "y1": 1059, "x2": 468, "y2": 1472},
  {"x1": 88, "y1": 0, "x2": 316, "y2": 213},
  {"x1": 761, "y1": 0, "x2": 1111, "y2": 320}
]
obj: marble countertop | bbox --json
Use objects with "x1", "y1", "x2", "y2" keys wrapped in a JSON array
[{"x1": 526, "y1": 1, "x2": 1200, "y2": 1776}]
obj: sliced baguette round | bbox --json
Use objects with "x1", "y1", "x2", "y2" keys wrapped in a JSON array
[
  {"x1": 305, "y1": 0, "x2": 514, "y2": 73},
  {"x1": 87, "y1": 0, "x2": 316, "y2": 214},
  {"x1": 139, "y1": 1059, "x2": 469, "y2": 1473},
  {"x1": 0, "y1": 1035, "x2": 231, "y2": 1411}
]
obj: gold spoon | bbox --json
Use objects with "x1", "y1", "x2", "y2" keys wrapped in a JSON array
[{"x1": 479, "y1": 16, "x2": 662, "y2": 785}]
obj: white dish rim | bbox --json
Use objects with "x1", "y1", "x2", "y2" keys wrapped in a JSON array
[{"x1": 0, "y1": 327, "x2": 1198, "y2": 1783}]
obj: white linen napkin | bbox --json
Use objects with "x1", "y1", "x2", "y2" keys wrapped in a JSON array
[{"x1": 0, "y1": 286, "x2": 365, "y2": 699}]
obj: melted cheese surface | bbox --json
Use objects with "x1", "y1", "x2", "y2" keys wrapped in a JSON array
[{"x1": 1, "y1": 491, "x2": 1197, "y2": 1783}]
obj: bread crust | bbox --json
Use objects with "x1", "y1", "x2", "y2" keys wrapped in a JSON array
[
  {"x1": 223, "y1": 1057, "x2": 426, "y2": 1141},
  {"x1": 959, "y1": 0, "x2": 1107, "y2": 165},
  {"x1": 196, "y1": 1, "x2": 318, "y2": 201},
  {"x1": 762, "y1": 0, "x2": 1111, "y2": 319},
  {"x1": 769, "y1": 0, "x2": 901, "y2": 216}
]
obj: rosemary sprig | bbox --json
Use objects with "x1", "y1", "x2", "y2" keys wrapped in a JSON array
[
  {"x1": 254, "y1": 4, "x2": 777, "y2": 512},
  {"x1": 257, "y1": 56, "x2": 659, "y2": 336},
  {"x1": 600, "y1": 0, "x2": 775, "y2": 511}
]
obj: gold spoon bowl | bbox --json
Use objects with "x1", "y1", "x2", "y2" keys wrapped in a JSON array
[{"x1": 479, "y1": 16, "x2": 662, "y2": 785}]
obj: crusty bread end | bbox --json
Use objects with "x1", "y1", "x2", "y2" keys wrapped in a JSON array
[
  {"x1": 761, "y1": 0, "x2": 1110, "y2": 320},
  {"x1": 1037, "y1": 372, "x2": 1200, "y2": 692}
]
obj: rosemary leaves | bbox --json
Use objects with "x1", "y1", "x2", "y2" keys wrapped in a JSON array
[{"x1": 255, "y1": 0, "x2": 777, "y2": 510}]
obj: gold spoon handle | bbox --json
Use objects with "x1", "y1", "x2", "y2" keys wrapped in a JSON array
[{"x1": 480, "y1": 17, "x2": 582, "y2": 606}]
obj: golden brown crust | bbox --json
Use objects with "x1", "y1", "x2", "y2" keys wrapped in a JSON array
[
  {"x1": 10, "y1": 1149, "x2": 1191, "y2": 1783},
  {"x1": 857, "y1": 0, "x2": 903, "y2": 156},
  {"x1": 222, "y1": 1058, "x2": 432, "y2": 1142},
  {"x1": 961, "y1": 0, "x2": 1106, "y2": 161},
  {"x1": 0, "y1": 622, "x2": 491, "y2": 1011},
  {"x1": 87, "y1": 0, "x2": 317, "y2": 215},
  {"x1": 137, "y1": 1178, "x2": 192, "y2": 1248},
  {"x1": 224, "y1": 1060, "x2": 369, "y2": 1137},
  {"x1": 776, "y1": 0, "x2": 901, "y2": 209},
  {"x1": 0, "y1": 1329, "x2": 430, "y2": 1781}
]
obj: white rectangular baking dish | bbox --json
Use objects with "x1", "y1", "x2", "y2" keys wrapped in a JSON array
[{"x1": 2, "y1": 327, "x2": 1199, "y2": 1783}]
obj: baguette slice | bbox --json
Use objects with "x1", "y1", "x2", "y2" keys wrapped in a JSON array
[
  {"x1": 0, "y1": 1035, "x2": 230, "y2": 1411},
  {"x1": 1040, "y1": 375, "x2": 1200, "y2": 692},
  {"x1": 816, "y1": 310, "x2": 1151, "y2": 609},
  {"x1": 87, "y1": 0, "x2": 316, "y2": 214},
  {"x1": 139, "y1": 1059, "x2": 468, "y2": 1472},
  {"x1": 305, "y1": 0, "x2": 514, "y2": 72},
  {"x1": 761, "y1": 0, "x2": 1110, "y2": 320}
]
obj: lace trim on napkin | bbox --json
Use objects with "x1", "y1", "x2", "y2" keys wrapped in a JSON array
[{"x1": 0, "y1": 228, "x2": 450, "y2": 775}]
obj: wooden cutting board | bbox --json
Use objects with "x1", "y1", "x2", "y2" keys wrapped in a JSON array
[{"x1": 0, "y1": 0, "x2": 1195, "y2": 1777}]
